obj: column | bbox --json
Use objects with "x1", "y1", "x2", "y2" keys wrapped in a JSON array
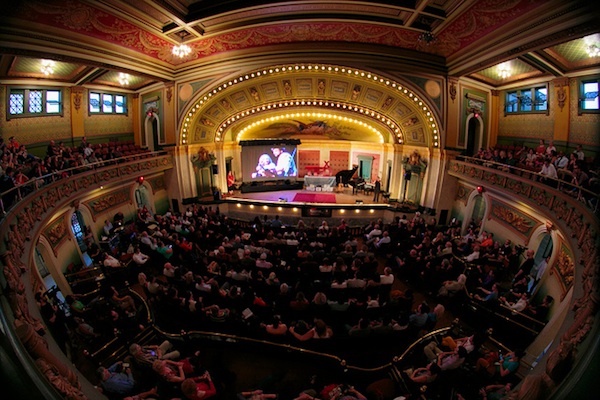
[
  {"x1": 489, "y1": 90, "x2": 500, "y2": 148},
  {"x1": 132, "y1": 93, "x2": 141, "y2": 145}
]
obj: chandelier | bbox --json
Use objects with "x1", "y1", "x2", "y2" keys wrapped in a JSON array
[
  {"x1": 497, "y1": 62, "x2": 512, "y2": 80},
  {"x1": 586, "y1": 43, "x2": 600, "y2": 58},
  {"x1": 172, "y1": 43, "x2": 192, "y2": 58},
  {"x1": 118, "y1": 72, "x2": 130, "y2": 86},
  {"x1": 40, "y1": 59, "x2": 55, "y2": 75},
  {"x1": 172, "y1": 30, "x2": 193, "y2": 58},
  {"x1": 418, "y1": 31, "x2": 437, "y2": 45}
]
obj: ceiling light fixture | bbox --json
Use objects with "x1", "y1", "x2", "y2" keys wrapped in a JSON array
[
  {"x1": 118, "y1": 72, "x2": 130, "y2": 86},
  {"x1": 497, "y1": 62, "x2": 512, "y2": 79},
  {"x1": 586, "y1": 43, "x2": 600, "y2": 58},
  {"x1": 418, "y1": 31, "x2": 437, "y2": 45},
  {"x1": 172, "y1": 31, "x2": 192, "y2": 58},
  {"x1": 40, "y1": 59, "x2": 55, "y2": 76}
]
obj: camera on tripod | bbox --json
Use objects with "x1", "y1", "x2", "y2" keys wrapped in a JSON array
[
  {"x1": 43, "y1": 285, "x2": 60, "y2": 299},
  {"x1": 514, "y1": 245, "x2": 527, "y2": 255}
]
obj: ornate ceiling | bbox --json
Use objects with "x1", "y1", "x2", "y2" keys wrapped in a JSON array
[{"x1": 0, "y1": 0, "x2": 598, "y2": 91}]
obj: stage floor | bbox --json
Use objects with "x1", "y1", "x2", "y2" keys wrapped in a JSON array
[{"x1": 226, "y1": 186, "x2": 383, "y2": 205}]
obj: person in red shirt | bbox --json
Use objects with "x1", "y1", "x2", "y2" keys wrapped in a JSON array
[
  {"x1": 181, "y1": 371, "x2": 217, "y2": 399},
  {"x1": 227, "y1": 170, "x2": 235, "y2": 193},
  {"x1": 536, "y1": 139, "x2": 546, "y2": 155}
]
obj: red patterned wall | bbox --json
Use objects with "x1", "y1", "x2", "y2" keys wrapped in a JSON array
[{"x1": 298, "y1": 150, "x2": 320, "y2": 176}]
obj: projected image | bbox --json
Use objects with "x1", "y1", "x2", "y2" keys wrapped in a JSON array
[{"x1": 242, "y1": 144, "x2": 298, "y2": 181}]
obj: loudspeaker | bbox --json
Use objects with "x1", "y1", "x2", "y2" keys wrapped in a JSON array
[{"x1": 212, "y1": 165, "x2": 219, "y2": 174}]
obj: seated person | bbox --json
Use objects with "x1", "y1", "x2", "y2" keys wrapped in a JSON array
[
  {"x1": 409, "y1": 302, "x2": 430, "y2": 328},
  {"x1": 132, "y1": 247, "x2": 150, "y2": 265},
  {"x1": 152, "y1": 359, "x2": 186, "y2": 383},
  {"x1": 97, "y1": 362, "x2": 136, "y2": 396},
  {"x1": 476, "y1": 350, "x2": 523, "y2": 379},
  {"x1": 501, "y1": 292, "x2": 529, "y2": 312},
  {"x1": 103, "y1": 252, "x2": 124, "y2": 268},
  {"x1": 423, "y1": 342, "x2": 468, "y2": 371},
  {"x1": 438, "y1": 274, "x2": 467, "y2": 297},
  {"x1": 181, "y1": 371, "x2": 217, "y2": 400},
  {"x1": 261, "y1": 315, "x2": 288, "y2": 336},
  {"x1": 129, "y1": 341, "x2": 181, "y2": 368},
  {"x1": 473, "y1": 283, "x2": 500, "y2": 304},
  {"x1": 110, "y1": 286, "x2": 137, "y2": 315},
  {"x1": 479, "y1": 383, "x2": 513, "y2": 400},
  {"x1": 406, "y1": 362, "x2": 442, "y2": 384},
  {"x1": 289, "y1": 318, "x2": 333, "y2": 341}
]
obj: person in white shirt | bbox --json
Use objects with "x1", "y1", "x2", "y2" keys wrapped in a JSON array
[
  {"x1": 465, "y1": 245, "x2": 481, "y2": 262},
  {"x1": 103, "y1": 219, "x2": 113, "y2": 236},
  {"x1": 132, "y1": 247, "x2": 149, "y2": 265},
  {"x1": 365, "y1": 224, "x2": 382, "y2": 245},
  {"x1": 539, "y1": 158, "x2": 558, "y2": 184},
  {"x1": 504, "y1": 292, "x2": 529, "y2": 312},
  {"x1": 103, "y1": 253, "x2": 122, "y2": 268},
  {"x1": 545, "y1": 140, "x2": 556, "y2": 156},
  {"x1": 554, "y1": 151, "x2": 569, "y2": 169},
  {"x1": 573, "y1": 144, "x2": 585, "y2": 161},
  {"x1": 374, "y1": 231, "x2": 391, "y2": 248},
  {"x1": 140, "y1": 231, "x2": 158, "y2": 251},
  {"x1": 380, "y1": 267, "x2": 394, "y2": 285},
  {"x1": 163, "y1": 262, "x2": 176, "y2": 278}
]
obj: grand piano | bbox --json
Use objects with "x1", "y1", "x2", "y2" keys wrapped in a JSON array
[{"x1": 335, "y1": 165, "x2": 359, "y2": 185}]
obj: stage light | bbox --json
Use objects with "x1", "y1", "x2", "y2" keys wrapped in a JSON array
[
  {"x1": 292, "y1": 207, "x2": 298, "y2": 212},
  {"x1": 249, "y1": 205, "x2": 254, "y2": 209},
  {"x1": 477, "y1": 186, "x2": 484, "y2": 194},
  {"x1": 138, "y1": 176, "x2": 144, "y2": 184},
  {"x1": 263, "y1": 205, "x2": 268, "y2": 210},
  {"x1": 237, "y1": 203, "x2": 241, "y2": 207}
]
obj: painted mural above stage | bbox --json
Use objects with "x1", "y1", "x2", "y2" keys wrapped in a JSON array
[
  {"x1": 182, "y1": 64, "x2": 440, "y2": 147},
  {"x1": 237, "y1": 117, "x2": 374, "y2": 141}
]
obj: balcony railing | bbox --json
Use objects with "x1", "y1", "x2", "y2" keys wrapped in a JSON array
[
  {"x1": 0, "y1": 151, "x2": 173, "y2": 399},
  {"x1": 448, "y1": 156, "x2": 599, "y2": 400}
]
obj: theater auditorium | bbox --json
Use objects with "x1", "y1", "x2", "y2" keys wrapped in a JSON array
[{"x1": 0, "y1": 1, "x2": 599, "y2": 399}]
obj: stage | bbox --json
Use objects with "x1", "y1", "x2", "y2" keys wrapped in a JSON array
[{"x1": 226, "y1": 185, "x2": 387, "y2": 205}]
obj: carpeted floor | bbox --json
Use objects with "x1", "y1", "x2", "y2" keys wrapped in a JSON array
[{"x1": 292, "y1": 193, "x2": 336, "y2": 203}]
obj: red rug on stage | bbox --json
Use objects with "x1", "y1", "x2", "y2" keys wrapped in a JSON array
[{"x1": 292, "y1": 193, "x2": 337, "y2": 203}]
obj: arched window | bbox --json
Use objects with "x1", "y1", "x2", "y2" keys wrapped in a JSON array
[
  {"x1": 70, "y1": 211, "x2": 87, "y2": 253},
  {"x1": 535, "y1": 233, "x2": 553, "y2": 265},
  {"x1": 135, "y1": 184, "x2": 151, "y2": 210},
  {"x1": 471, "y1": 194, "x2": 486, "y2": 226}
]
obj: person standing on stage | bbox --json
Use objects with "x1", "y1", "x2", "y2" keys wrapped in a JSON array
[
  {"x1": 373, "y1": 176, "x2": 381, "y2": 202},
  {"x1": 271, "y1": 147, "x2": 297, "y2": 177},
  {"x1": 227, "y1": 170, "x2": 236, "y2": 193}
]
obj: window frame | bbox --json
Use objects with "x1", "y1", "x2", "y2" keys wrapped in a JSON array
[
  {"x1": 578, "y1": 76, "x2": 600, "y2": 115},
  {"x1": 88, "y1": 91, "x2": 128, "y2": 115},
  {"x1": 504, "y1": 84, "x2": 549, "y2": 116},
  {"x1": 7, "y1": 87, "x2": 63, "y2": 120}
]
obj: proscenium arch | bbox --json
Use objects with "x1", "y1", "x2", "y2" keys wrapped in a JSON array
[{"x1": 178, "y1": 64, "x2": 442, "y2": 147}]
